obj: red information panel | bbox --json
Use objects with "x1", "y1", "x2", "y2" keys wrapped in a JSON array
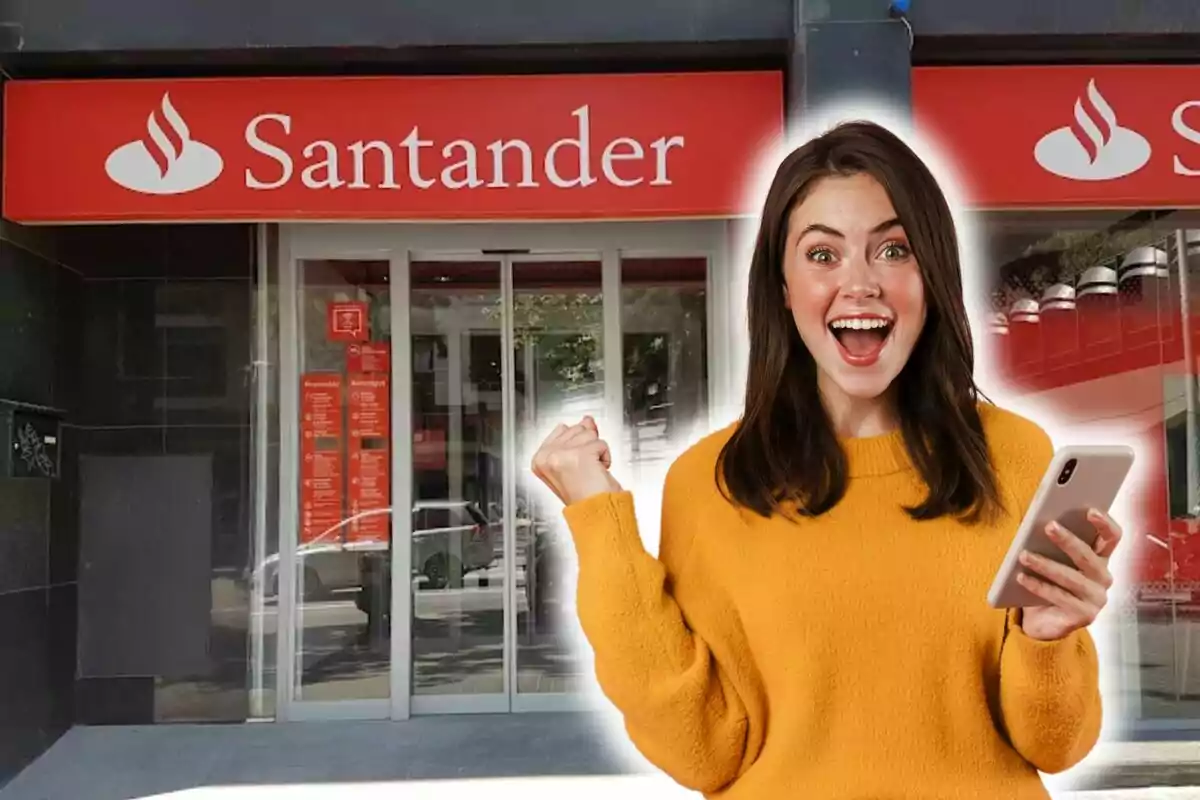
[
  {"x1": 302, "y1": 450, "x2": 344, "y2": 544},
  {"x1": 300, "y1": 374, "x2": 344, "y2": 544},
  {"x1": 347, "y1": 342, "x2": 390, "y2": 374},
  {"x1": 349, "y1": 449, "x2": 390, "y2": 543},
  {"x1": 327, "y1": 301, "x2": 368, "y2": 343},
  {"x1": 348, "y1": 374, "x2": 390, "y2": 543},
  {"x1": 349, "y1": 375, "x2": 389, "y2": 439},
  {"x1": 302, "y1": 373, "x2": 342, "y2": 440}
]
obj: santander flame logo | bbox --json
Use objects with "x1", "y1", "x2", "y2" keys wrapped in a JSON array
[
  {"x1": 1033, "y1": 80, "x2": 1151, "y2": 181},
  {"x1": 104, "y1": 93, "x2": 223, "y2": 195}
]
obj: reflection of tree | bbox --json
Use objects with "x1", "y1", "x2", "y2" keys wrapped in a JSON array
[
  {"x1": 623, "y1": 288, "x2": 708, "y2": 449},
  {"x1": 1026, "y1": 228, "x2": 1170, "y2": 277},
  {"x1": 624, "y1": 333, "x2": 668, "y2": 409},
  {"x1": 483, "y1": 292, "x2": 603, "y2": 388},
  {"x1": 993, "y1": 225, "x2": 1176, "y2": 311},
  {"x1": 542, "y1": 334, "x2": 598, "y2": 385}
]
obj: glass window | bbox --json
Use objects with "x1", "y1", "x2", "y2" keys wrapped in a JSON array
[
  {"x1": 620, "y1": 256, "x2": 709, "y2": 486},
  {"x1": 513, "y1": 257, "x2": 604, "y2": 697},
  {"x1": 979, "y1": 210, "x2": 1200, "y2": 725},
  {"x1": 409, "y1": 259, "x2": 506, "y2": 697},
  {"x1": 291, "y1": 258, "x2": 392, "y2": 703}
]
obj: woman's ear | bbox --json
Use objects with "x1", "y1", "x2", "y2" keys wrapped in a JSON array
[{"x1": 781, "y1": 280, "x2": 791, "y2": 310}]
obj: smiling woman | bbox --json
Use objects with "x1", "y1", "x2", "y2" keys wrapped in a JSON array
[
  {"x1": 785, "y1": 177, "x2": 923, "y2": 384},
  {"x1": 533, "y1": 119, "x2": 1121, "y2": 799},
  {"x1": 725, "y1": 124, "x2": 992, "y2": 520}
]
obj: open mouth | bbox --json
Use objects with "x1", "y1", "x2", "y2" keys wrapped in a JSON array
[{"x1": 828, "y1": 317, "x2": 894, "y2": 365}]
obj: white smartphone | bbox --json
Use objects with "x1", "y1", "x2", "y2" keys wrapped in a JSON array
[{"x1": 987, "y1": 444, "x2": 1135, "y2": 609}]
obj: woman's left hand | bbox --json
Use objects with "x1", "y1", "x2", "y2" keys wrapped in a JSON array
[{"x1": 1016, "y1": 509, "x2": 1124, "y2": 642}]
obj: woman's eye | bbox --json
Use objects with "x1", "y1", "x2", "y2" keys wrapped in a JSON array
[
  {"x1": 808, "y1": 248, "x2": 836, "y2": 265},
  {"x1": 881, "y1": 242, "x2": 911, "y2": 260}
]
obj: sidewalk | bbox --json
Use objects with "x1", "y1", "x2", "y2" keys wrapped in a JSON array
[
  {"x1": 10, "y1": 776, "x2": 1200, "y2": 800},
  {"x1": 0, "y1": 714, "x2": 640, "y2": 800},
  {"x1": 1070, "y1": 740, "x2": 1200, "y2": 791},
  {"x1": 1, "y1": 714, "x2": 1196, "y2": 800}
]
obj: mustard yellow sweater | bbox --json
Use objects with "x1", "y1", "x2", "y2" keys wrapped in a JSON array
[{"x1": 562, "y1": 403, "x2": 1103, "y2": 798}]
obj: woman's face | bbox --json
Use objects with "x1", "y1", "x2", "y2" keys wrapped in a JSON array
[{"x1": 782, "y1": 172, "x2": 927, "y2": 406}]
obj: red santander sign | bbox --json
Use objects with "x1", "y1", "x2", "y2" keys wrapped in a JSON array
[
  {"x1": 914, "y1": 66, "x2": 1200, "y2": 208},
  {"x1": 2, "y1": 73, "x2": 782, "y2": 224}
]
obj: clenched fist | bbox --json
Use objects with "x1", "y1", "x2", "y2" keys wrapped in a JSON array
[{"x1": 530, "y1": 415, "x2": 623, "y2": 506}]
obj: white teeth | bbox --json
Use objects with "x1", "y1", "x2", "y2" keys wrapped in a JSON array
[{"x1": 829, "y1": 318, "x2": 891, "y2": 330}]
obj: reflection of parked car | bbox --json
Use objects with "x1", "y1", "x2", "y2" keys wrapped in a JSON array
[
  {"x1": 412, "y1": 500, "x2": 498, "y2": 584},
  {"x1": 356, "y1": 500, "x2": 499, "y2": 622},
  {"x1": 253, "y1": 537, "x2": 386, "y2": 602}
]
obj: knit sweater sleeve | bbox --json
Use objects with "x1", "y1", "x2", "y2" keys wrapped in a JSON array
[
  {"x1": 996, "y1": 421, "x2": 1104, "y2": 774},
  {"x1": 998, "y1": 612, "x2": 1103, "y2": 773},
  {"x1": 561, "y1": 461, "x2": 763, "y2": 793}
]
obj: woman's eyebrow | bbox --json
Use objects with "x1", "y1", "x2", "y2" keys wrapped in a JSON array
[
  {"x1": 798, "y1": 223, "x2": 844, "y2": 239},
  {"x1": 797, "y1": 218, "x2": 903, "y2": 240}
]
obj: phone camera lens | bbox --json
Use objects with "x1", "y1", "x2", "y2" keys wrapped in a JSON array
[{"x1": 1057, "y1": 459, "x2": 1077, "y2": 485}]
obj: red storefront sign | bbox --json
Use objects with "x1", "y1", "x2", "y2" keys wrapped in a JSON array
[
  {"x1": 347, "y1": 342, "x2": 390, "y2": 374},
  {"x1": 347, "y1": 375, "x2": 390, "y2": 543},
  {"x1": 3, "y1": 72, "x2": 784, "y2": 223},
  {"x1": 300, "y1": 374, "x2": 344, "y2": 544},
  {"x1": 913, "y1": 65, "x2": 1200, "y2": 208}
]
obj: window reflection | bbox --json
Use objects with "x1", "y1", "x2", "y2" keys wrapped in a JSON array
[
  {"x1": 513, "y1": 259, "x2": 604, "y2": 697},
  {"x1": 982, "y1": 212, "x2": 1200, "y2": 722},
  {"x1": 621, "y1": 256, "x2": 708, "y2": 484},
  {"x1": 292, "y1": 259, "x2": 392, "y2": 703},
  {"x1": 409, "y1": 260, "x2": 506, "y2": 697}
]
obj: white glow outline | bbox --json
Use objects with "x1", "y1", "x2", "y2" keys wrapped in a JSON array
[{"x1": 535, "y1": 95, "x2": 1146, "y2": 789}]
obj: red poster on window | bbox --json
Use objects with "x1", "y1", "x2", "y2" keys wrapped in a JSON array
[
  {"x1": 301, "y1": 373, "x2": 343, "y2": 442},
  {"x1": 347, "y1": 342, "x2": 390, "y2": 374},
  {"x1": 347, "y1": 374, "x2": 390, "y2": 543},
  {"x1": 348, "y1": 375, "x2": 389, "y2": 439},
  {"x1": 301, "y1": 450, "x2": 344, "y2": 544},
  {"x1": 300, "y1": 373, "x2": 344, "y2": 543},
  {"x1": 348, "y1": 449, "x2": 390, "y2": 543},
  {"x1": 327, "y1": 301, "x2": 368, "y2": 343}
]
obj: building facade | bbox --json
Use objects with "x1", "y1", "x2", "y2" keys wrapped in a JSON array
[{"x1": 2, "y1": 0, "x2": 1199, "y2": 783}]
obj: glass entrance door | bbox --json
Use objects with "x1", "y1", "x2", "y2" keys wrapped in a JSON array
[
  {"x1": 272, "y1": 230, "x2": 717, "y2": 721},
  {"x1": 510, "y1": 255, "x2": 605, "y2": 708},
  {"x1": 280, "y1": 257, "x2": 395, "y2": 720},
  {"x1": 406, "y1": 253, "x2": 604, "y2": 713},
  {"x1": 407, "y1": 256, "x2": 508, "y2": 712}
]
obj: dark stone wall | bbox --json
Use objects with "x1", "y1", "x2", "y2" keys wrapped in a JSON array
[{"x1": 0, "y1": 226, "x2": 81, "y2": 785}]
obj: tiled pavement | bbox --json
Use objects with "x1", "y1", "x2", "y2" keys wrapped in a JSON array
[{"x1": 2, "y1": 713, "x2": 1198, "y2": 800}]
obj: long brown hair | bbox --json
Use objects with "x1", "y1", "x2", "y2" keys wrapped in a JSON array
[{"x1": 717, "y1": 120, "x2": 1000, "y2": 522}]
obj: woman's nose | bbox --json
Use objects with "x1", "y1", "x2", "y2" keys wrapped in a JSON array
[{"x1": 840, "y1": 257, "x2": 881, "y2": 298}]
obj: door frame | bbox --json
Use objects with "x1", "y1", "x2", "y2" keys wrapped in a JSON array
[
  {"x1": 274, "y1": 220, "x2": 733, "y2": 722},
  {"x1": 275, "y1": 236, "x2": 400, "y2": 722}
]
